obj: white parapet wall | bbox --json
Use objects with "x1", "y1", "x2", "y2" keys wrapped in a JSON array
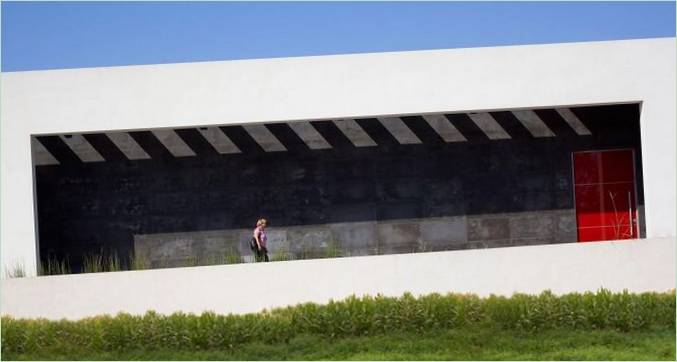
[{"x1": 2, "y1": 237, "x2": 674, "y2": 320}]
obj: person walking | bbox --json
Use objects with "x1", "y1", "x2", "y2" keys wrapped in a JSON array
[{"x1": 252, "y1": 218, "x2": 269, "y2": 262}]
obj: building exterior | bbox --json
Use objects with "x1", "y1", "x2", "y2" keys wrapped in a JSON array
[{"x1": 1, "y1": 37, "x2": 675, "y2": 276}]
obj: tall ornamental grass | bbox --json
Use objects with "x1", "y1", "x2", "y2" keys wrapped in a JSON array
[
  {"x1": 38, "y1": 256, "x2": 71, "y2": 276},
  {"x1": 82, "y1": 252, "x2": 123, "y2": 273},
  {"x1": 2, "y1": 289, "x2": 674, "y2": 355}
]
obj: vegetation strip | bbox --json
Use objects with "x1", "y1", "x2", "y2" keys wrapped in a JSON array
[
  {"x1": 2, "y1": 289, "x2": 674, "y2": 359},
  {"x1": 6, "y1": 329, "x2": 674, "y2": 361},
  {"x1": 19, "y1": 244, "x2": 344, "y2": 277}
]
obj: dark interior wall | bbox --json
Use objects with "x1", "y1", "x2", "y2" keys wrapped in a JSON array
[{"x1": 34, "y1": 103, "x2": 643, "y2": 270}]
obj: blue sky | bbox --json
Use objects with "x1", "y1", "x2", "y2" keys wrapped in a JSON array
[{"x1": 1, "y1": 1, "x2": 675, "y2": 72}]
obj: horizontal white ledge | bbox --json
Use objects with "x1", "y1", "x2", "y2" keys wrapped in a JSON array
[{"x1": 1, "y1": 237, "x2": 674, "y2": 320}]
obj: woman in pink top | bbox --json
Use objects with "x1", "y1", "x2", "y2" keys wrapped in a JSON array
[{"x1": 253, "y1": 218, "x2": 269, "y2": 262}]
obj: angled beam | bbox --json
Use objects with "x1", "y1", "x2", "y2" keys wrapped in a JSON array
[
  {"x1": 151, "y1": 129, "x2": 196, "y2": 157},
  {"x1": 31, "y1": 138, "x2": 60, "y2": 166},
  {"x1": 197, "y1": 127, "x2": 241, "y2": 154},
  {"x1": 242, "y1": 124, "x2": 287, "y2": 152},
  {"x1": 287, "y1": 121, "x2": 332, "y2": 150},
  {"x1": 378, "y1": 117, "x2": 422, "y2": 144},
  {"x1": 511, "y1": 110, "x2": 555, "y2": 138},
  {"x1": 422, "y1": 114, "x2": 467, "y2": 142},
  {"x1": 332, "y1": 119, "x2": 377, "y2": 147},
  {"x1": 557, "y1": 108, "x2": 592, "y2": 136},
  {"x1": 59, "y1": 134, "x2": 105, "y2": 162},
  {"x1": 467, "y1": 113, "x2": 511, "y2": 140},
  {"x1": 106, "y1": 132, "x2": 151, "y2": 160}
]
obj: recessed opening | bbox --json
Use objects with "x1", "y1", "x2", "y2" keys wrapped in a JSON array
[{"x1": 30, "y1": 102, "x2": 645, "y2": 274}]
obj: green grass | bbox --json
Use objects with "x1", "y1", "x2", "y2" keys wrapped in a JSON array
[
  {"x1": 2, "y1": 290, "x2": 674, "y2": 360},
  {"x1": 5, "y1": 327, "x2": 673, "y2": 360}
]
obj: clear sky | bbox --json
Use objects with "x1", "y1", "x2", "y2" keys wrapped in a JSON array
[{"x1": 1, "y1": 1, "x2": 675, "y2": 72}]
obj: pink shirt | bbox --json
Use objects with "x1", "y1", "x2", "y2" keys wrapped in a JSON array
[{"x1": 253, "y1": 226, "x2": 267, "y2": 248}]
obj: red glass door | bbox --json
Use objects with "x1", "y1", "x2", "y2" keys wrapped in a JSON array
[{"x1": 572, "y1": 149, "x2": 639, "y2": 242}]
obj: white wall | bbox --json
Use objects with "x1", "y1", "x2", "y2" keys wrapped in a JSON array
[
  {"x1": 2, "y1": 237, "x2": 674, "y2": 320},
  {"x1": 1, "y1": 38, "x2": 675, "y2": 274}
]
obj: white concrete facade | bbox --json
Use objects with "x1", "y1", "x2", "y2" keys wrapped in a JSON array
[
  {"x1": 2, "y1": 237, "x2": 674, "y2": 320},
  {"x1": 1, "y1": 37, "x2": 676, "y2": 274}
]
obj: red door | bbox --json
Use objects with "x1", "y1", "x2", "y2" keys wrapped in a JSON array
[{"x1": 572, "y1": 149, "x2": 639, "y2": 242}]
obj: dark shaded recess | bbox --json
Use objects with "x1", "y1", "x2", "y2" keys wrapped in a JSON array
[{"x1": 34, "y1": 104, "x2": 643, "y2": 272}]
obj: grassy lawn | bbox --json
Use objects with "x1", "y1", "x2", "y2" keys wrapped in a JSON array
[{"x1": 7, "y1": 327, "x2": 674, "y2": 360}]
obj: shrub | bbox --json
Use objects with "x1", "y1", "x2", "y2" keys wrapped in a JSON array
[{"x1": 4, "y1": 289, "x2": 672, "y2": 357}]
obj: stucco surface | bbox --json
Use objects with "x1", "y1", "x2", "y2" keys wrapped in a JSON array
[{"x1": 2, "y1": 237, "x2": 674, "y2": 320}]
